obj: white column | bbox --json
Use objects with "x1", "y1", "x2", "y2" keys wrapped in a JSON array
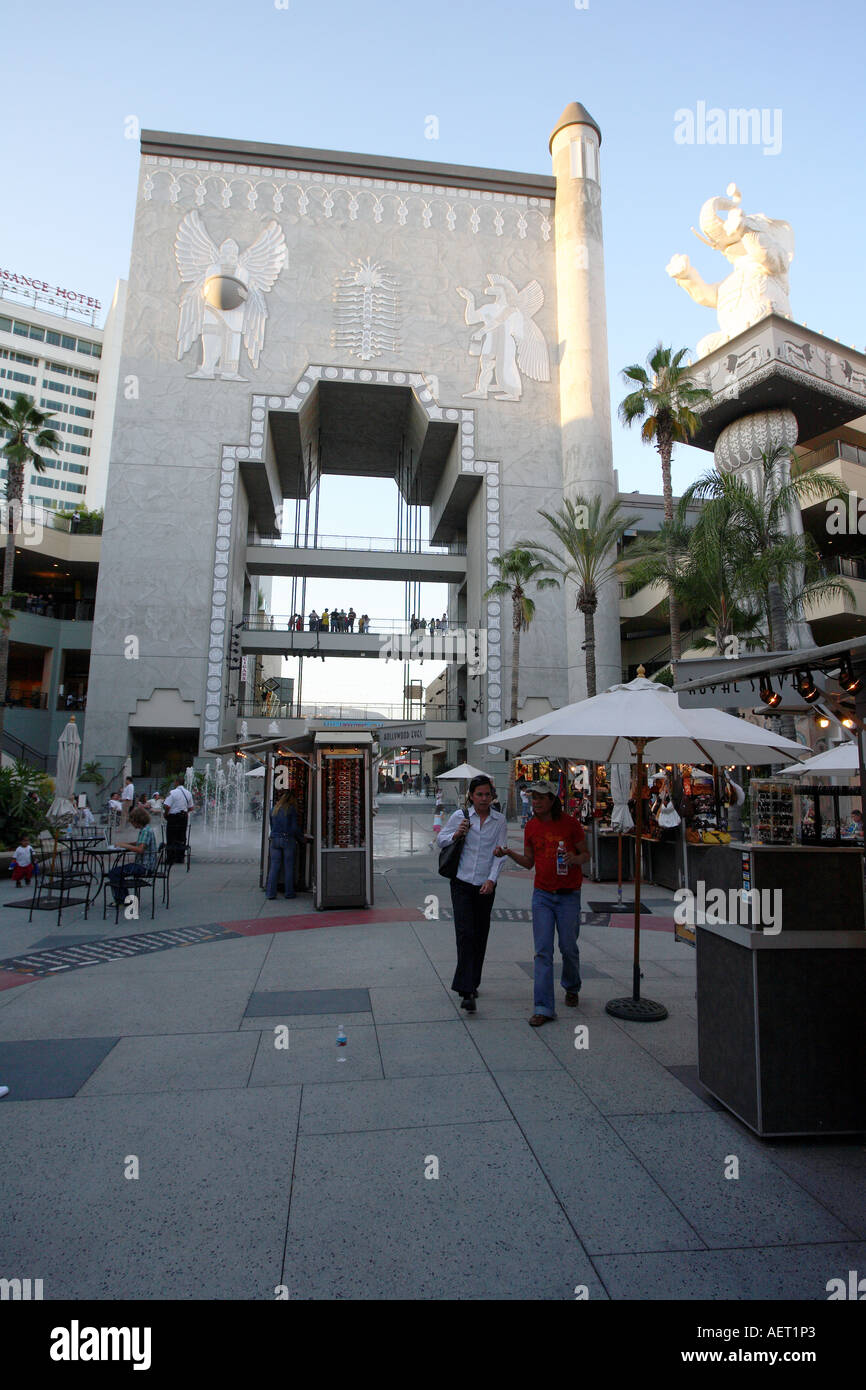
[{"x1": 551, "y1": 105, "x2": 621, "y2": 697}]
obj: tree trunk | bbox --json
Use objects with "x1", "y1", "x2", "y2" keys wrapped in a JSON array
[
  {"x1": 506, "y1": 598, "x2": 521, "y2": 820},
  {"x1": 657, "y1": 438, "x2": 681, "y2": 663},
  {"x1": 581, "y1": 599, "x2": 597, "y2": 698},
  {"x1": 766, "y1": 581, "x2": 797, "y2": 740},
  {"x1": 0, "y1": 468, "x2": 21, "y2": 745}
]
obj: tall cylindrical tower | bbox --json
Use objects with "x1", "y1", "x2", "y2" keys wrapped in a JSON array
[{"x1": 551, "y1": 102, "x2": 621, "y2": 698}]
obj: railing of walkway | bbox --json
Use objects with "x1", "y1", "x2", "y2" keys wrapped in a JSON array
[
  {"x1": 242, "y1": 616, "x2": 466, "y2": 636},
  {"x1": 236, "y1": 701, "x2": 466, "y2": 720},
  {"x1": 249, "y1": 533, "x2": 466, "y2": 556}
]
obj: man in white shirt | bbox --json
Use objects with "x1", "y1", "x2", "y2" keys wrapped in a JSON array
[
  {"x1": 164, "y1": 779, "x2": 194, "y2": 864},
  {"x1": 120, "y1": 777, "x2": 135, "y2": 825},
  {"x1": 437, "y1": 775, "x2": 508, "y2": 1012}
]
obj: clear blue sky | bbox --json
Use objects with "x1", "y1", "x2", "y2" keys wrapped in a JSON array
[{"x1": 3, "y1": 0, "x2": 863, "y2": 703}]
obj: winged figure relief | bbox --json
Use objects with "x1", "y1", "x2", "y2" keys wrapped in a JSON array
[
  {"x1": 456, "y1": 274, "x2": 550, "y2": 401},
  {"x1": 174, "y1": 211, "x2": 288, "y2": 380}
]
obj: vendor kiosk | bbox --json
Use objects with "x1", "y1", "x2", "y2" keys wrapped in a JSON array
[{"x1": 313, "y1": 731, "x2": 374, "y2": 910}]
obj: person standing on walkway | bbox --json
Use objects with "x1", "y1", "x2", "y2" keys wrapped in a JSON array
[
  {"x1": 164, "y1": 778, "x2": 194, "y2": 865},
  {"x1": 265, "y1": 790, "x2": 304, "y2": 899},
  {"x1": 438, "y1": 774, "x2": 507, "y2": 1014},
  {"x1": 120, "y1": 776, "x2": 135, "y2": 827},
  {"x1": 494, "y1": 780, "x2": 590, "y2": 1027}
]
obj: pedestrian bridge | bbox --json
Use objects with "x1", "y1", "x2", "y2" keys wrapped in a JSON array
[
  {"x1": 239, "y1": 618, "x2": 472, "y2": 664},
  {"x1": 246, "y1": 534, "x2": 466, "y2": 585}
]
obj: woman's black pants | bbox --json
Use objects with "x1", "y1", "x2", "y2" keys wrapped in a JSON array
[{"x1": 450, "y1": 876, "x2": 495, "y2": 996}]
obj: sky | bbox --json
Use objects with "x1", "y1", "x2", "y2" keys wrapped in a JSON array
[{"x1": 2, "y1": 0, "x2": 864, "y2": 707}]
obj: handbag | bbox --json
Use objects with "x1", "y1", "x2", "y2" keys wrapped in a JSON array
[{"x1": 438, "y1": 836, "x2": 464, "y2": 880}]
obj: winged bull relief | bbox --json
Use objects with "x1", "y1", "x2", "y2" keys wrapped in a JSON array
[
  {"x1": 456, "y1": 274, "x2": 550, "y2": 401},
  {"x1": 174, "y1": 211, "x2": 288, "y2": 380}
]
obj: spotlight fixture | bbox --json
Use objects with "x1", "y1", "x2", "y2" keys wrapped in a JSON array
[
  {"x1": 836, "y1": 655, "x2": 861, "y2": 694},
  {"x1": 759, "y1": 674, "x2": 782, "y2": 708},
  {"x1": 842, "y1": 718, "x2": 855, "y2": 728},
  {"x1": 816, "y1": 717, "x2": 830, "y2": 729},
  {"x1": 795, "y1": 669, "x2": 820, "y2": 703}
]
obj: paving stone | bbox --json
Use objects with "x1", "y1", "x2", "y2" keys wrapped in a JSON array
[
  {"x1": 78, "y1": 1031, "x2": 260, "y2": 1096},
  {"x1": 375, "y1": 1020, "x2": 487, "y2": 1079},
  {"x1": 248, "y1": 1022, "x2": 383, "y2": 1085},
  {"x1": 299, "y1": 1072, "x2": 511, "y2": 1134},
  {"x1": 594, "y1": 1241, "x2": 866, "y2": 1300},
  {"x1": 606, "y1": 1112, "x2": 857, "y2": 1248},
  {"x1": 245, "y1": 988, "x2": 371, "y2": 1017},
  {"x1": 0, "y1": 1036, "x2": 119, "y2": 1100},
  {"x1": 284, "y1": 1121, "x2": 605, "y2": 1299}
]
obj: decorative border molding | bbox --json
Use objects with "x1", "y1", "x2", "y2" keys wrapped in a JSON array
[
  {"x1": 202, "y1": 446, "x2": 239, "y2": 749},
  {"x1": 142, "y1": 159, "x2": 553, "y2": 242},
  {"x1": 201, "y1": 363, "x2": 503, "y2": 751}
]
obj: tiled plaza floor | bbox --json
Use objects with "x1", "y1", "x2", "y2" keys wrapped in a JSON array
[{"x1": 0, "y1": 803, "x2": 863, "y2": 1300}]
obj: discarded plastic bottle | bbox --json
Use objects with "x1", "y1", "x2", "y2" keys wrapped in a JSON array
[
  {"x1": 336, "y1": 1024, "x2": 347, "y2": 1060},
  {"x1": 556, "y1": 840, "x2": 568, "y2": 876}
]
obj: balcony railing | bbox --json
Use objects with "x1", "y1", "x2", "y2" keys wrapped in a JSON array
[
  {"x1": 9, "y1": 596, "x2": 94, "y2": 621},
  {"x1": 250, "y1": 532, "x2": 466, "y2": 555},
  {"x1": 3, "y1": 689, "x2": 48, "y2": 709},
  {"x1": 819, "y1": 555, "x2": 866, "y2": 582},
  {"x1": 796, "y1": 440, "x2": 866, "y2": 472},
  {"x1": 242, "y1": 616, "x2": 464, "y2": 636}
]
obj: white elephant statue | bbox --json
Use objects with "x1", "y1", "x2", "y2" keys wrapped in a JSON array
[{"x1": 667, "y1": 185, "x2": 794, "y2": 358}]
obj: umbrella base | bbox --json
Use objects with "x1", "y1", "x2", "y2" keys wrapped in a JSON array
[{"x1": 605, "y1": 996, "x2": 668, "y2": 1022}]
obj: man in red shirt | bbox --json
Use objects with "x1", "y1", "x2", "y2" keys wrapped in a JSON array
[{"x1": 495, "y1": 780, "x2": 590, "y2": 1026}]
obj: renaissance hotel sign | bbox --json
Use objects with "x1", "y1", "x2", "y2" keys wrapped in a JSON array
[{"x1": 0, "y1": 268, "x2": 101, "y2": 319}]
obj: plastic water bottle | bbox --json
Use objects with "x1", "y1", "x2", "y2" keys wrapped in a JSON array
[
  {"x1": 336, "y1": 1024, "x2": 347, "y2": 1060},
  {"x1": 556, "y1": 840, "x2": 568, "y2": 876}
]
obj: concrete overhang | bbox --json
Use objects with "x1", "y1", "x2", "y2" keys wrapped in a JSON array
[
  {"x1": 268, "y1": 380, "x2": 458, "y2": 507},
  {"x1": 0, "y1": 530, "x2": 100, "y2": 567},
  {"x1": 687, "y1": 317, "x2": 866, "y2": 452}
]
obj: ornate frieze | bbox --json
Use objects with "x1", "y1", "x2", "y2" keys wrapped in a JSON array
[{"x1": 143, "y1": 158, "x2": 552, "y2": 241}]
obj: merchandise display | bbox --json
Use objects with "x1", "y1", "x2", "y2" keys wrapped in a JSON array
[
  {"x1": 322, "y1": 751, "x2": 365, "y2": 849},
  {"x1": 750, "y1": 780, "x2": 794, "y2": 845}
]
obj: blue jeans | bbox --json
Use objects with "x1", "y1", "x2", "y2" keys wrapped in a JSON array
[
  {"x1": 266, "y1": 836, "x2": 296, "y2": 898},
  {"x1": 532, "y1": 888, "x2": 581, "y2": 1018}
]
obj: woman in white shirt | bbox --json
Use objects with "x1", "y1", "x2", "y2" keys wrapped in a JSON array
[{"x1": 437, "y1": 774, "x2": 508, "y2": 1013}]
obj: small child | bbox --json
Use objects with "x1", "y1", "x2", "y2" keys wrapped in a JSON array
[{"x1": 11, "y1": 834, "x2": 37, "y2": 887}]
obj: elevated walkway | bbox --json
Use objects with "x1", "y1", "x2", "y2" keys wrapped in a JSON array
[{"x1": 246, "y1": 536, "x2": 466, "y2": 584}]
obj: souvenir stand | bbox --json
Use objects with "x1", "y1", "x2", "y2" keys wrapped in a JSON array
[{"x1": 313, "y1": 731, "x2": 374, "y2": 910}]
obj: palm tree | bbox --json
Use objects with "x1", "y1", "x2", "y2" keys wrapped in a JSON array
[
  {"x1": 484, "y1": 548, "x2": 559, "y2": 818},
  {"x1": 623, "y1": 487, "x2": 765, "y2": 660},
  {"x1": 618, "y1": 345, "x2": 713, "y2": 662},
  {"x1": 690, "y1": 447, "x2": 851, "y2": 651},
  {"x1": 0, "y1": 394, "x2": 61, "y2": 738},
  {"x1": 522, "y1": 494, "x2": 642, "y2": 698}
]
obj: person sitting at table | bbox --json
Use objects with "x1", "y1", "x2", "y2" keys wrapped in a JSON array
[
  {"x1": 842, "y1": 808, "x2": 863, "y2": 841},
  {"x1": 76, "y1": 801, "x2": 95, "y2": 828},
  {"x1": 108, "y1": 807, "x2": 157, "y2": 906}
]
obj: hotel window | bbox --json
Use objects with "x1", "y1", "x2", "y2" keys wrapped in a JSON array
[{"x1": 0, "y1": 316, "x2": 11, "y2": 331}]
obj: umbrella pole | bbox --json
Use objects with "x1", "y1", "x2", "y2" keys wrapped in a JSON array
[
  {"x1": 632, "y1": 743, "x2": 643, "y2": 1000},
  {"x1": 617, "y1": 832, "x2": 622, "y2": 906},
  {"x1": 606, "y1": 738, "x2": 668, "y2": 1023}
]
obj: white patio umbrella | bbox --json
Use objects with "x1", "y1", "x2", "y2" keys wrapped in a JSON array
[
  {"x1": 777, "y1": 741, "x2": 859, "y2": 778},
  {"x1": 608, "y1": 762, "x2": 633, "y2": 911},
  {"x1": 477, "y1": 676, "x2": 806, "y2": 1021},
  {"x1": 49, "y1": 716, "x2": 81, "y2": 821},
  {"x1": 245, "y1": 765, "x2": 266, "y2": 777},
  {"x1": 436, "y1": 762, "x2": 485, "y2": 781},
  {"x1": 436, "y1": 762, "x2": 486, "y2": 805}
]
